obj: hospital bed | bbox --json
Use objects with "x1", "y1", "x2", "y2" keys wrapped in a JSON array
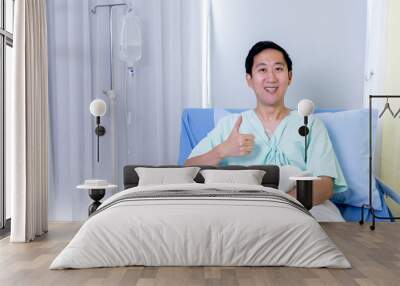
[{"x1": 178, "y1": 108, "x2": 400, "y2": 222}]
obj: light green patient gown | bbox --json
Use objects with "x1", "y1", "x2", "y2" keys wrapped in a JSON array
[{"x1": 188, "y1": 109, "x2": 347, "y2": 194}]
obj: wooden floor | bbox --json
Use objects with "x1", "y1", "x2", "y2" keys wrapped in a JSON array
[{"x1": 0, "y1": 222, "x2": 399, "y2": 286}]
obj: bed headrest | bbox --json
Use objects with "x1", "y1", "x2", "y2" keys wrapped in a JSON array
[{"x1": 123, "y1": 165, "x2": 279, "y2": 190}]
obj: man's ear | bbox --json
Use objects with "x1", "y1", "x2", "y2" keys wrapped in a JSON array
[
  {"x1": 246, "y1": 73, "x2": 253, "y2": 88},
  {"x1": 288, "y1": 71, "x2": 293, "y2": 85}
]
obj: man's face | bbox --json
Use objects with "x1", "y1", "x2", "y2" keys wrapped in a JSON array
[{"x1": 246, "y1": 49, "x2": 292, "y2": 107}]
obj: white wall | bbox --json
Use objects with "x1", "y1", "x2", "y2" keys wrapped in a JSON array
[{"x1": 210, "y1": 0, "x2": 367, "y2": 110}]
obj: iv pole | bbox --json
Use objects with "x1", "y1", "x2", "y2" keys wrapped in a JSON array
[{"x1": 90, "y1": 1, "x2": 132, "y2": 187}]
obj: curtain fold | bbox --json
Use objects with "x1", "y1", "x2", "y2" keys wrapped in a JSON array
[
  {"x1": 47, "y1": 0, "x2": 94, "y2": 221},
  {"x1": 10, "y1": 0, "x2": 49, "y2": 242}
]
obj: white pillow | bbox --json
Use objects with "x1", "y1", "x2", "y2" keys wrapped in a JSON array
[
  {"x1": 279, "y1": 165, "x2": 312, "y2": 193},
  {"x1": 200, "y1": 169, "x2": 266, "y2": 185},
  {"x1": 135, "y1": 167, "x2": 200, "y2": 186}
]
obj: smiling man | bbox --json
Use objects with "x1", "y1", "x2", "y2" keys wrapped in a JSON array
[{"x1": 185, "y1": 41, "x2": 347, "y2": 210}]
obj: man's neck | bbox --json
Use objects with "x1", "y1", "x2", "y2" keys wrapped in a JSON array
[{"x1": 255, "y1": 104, "x2": 289, "y2": 122}]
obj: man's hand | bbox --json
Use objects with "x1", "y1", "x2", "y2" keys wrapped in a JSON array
[
  {"x1": 218, "y1": 116, "x2": 255, "y2": 158},
  {"x1": 184, "y1": 116, "x2": 255, "y2": 166}
]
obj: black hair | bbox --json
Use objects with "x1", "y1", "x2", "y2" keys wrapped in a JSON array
[{"x1": 245, "y1": 41, "x2": 292, "y2": 75}]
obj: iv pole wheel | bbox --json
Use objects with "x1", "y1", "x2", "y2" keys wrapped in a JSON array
[
  {"x1": 370, "y1": 225, "x2": 375, "y2": 231},
  {"x1": 359, "y1": 220, "x2": 364, "y2": 225}
]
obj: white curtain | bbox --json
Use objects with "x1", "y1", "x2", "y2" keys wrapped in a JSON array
[
  {"x1": 363, "y1": 0, "x2": 388, "y2": 177},
  {"x1": 47, "y1": 0, "x2": 203, "y2": 221},
  {"x1": 128, "y1": 0, "x2": 203, "y2": 165},
  {"x1": 46, "y1": 0, "x2": 93, "y2": 221},
  {"x1": 10, "y1": 0, "x2": 49, "y2": 242}
]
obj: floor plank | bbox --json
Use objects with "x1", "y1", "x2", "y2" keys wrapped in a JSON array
[{"x1": 0, "y1": 222, "x2": 399, "y2": 286}]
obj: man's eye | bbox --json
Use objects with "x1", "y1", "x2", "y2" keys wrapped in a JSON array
[
  {"x1": 275, "y1": 67, "x2": 284, "y2": 72},
  {"x1": 259, "y1": 68, "x2": 267, "y2": 73}
]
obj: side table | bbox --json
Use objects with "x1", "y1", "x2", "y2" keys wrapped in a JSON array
[{"x1": 77, "y1": 180, "x2": 118, "y2": 216}]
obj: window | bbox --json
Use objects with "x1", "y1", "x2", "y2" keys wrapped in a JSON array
[{"x1": 0, "y1": 0, "x2": 14, "y2": 233}]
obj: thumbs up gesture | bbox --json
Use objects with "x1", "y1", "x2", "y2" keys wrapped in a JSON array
[{"x1": 219, "y1": 116, "x2": 255, "y2": 158}]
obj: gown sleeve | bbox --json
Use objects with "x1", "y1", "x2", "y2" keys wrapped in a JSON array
[
  {"x1": 306, "y1": 118, "x2": 348, "y2": 194},
  {"x1": 187, "y1": 115, "x2": 237, "y2": 159}
]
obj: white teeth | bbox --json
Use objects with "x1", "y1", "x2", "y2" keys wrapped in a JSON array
[{"x1": 265, "y1": 87, "x2": 278, "y2": 93}]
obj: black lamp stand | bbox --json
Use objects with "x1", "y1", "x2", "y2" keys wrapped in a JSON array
[
  {"x1": 94, "y1": 116, "x2": 106, "y2": 162},
  {"x1": 298, "y1": 116, "x2": 310, "y2": 163},
  {"x1": 296, "y1": 116, "x2": 313, "y2": 209},
  {"x1": 296, "y1": 180, "x2": 313, "y2": 210}
]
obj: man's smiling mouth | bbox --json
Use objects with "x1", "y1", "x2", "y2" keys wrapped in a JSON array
[{"x1": 264, "y1": 87, "x2": 278, "y2": 93}]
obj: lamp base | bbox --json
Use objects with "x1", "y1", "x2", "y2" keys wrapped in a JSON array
[
  {"x1": 88, "y1": 189, "x2": 105, "y2": 215},
  {"x1": 298, "y1": 126, "x2": 309, "y2": 136},
  {"x1": 95, "y1": 125, "x2": 106, "y2": 136},
  {"x1": 296, "y1": 180, "x2": 313, "y2": 210}
]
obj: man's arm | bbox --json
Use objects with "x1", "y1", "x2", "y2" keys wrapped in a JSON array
[
  {"x1": 287, "y1": 176, "x2": 333, "y2": 205},
  {"x1": 184, "y1": 144, "x2": 224, "y2": 166},
  {"x1": 184, "y1": 116, "x2": 255, "y2": 166},
  {"x1": 312, "y1": 176, "x2": 333, "y2": 205}
]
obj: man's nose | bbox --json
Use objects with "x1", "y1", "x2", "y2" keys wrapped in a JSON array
[{"x1": 264, "y1": 69, "x2": 277, "y2": 82}]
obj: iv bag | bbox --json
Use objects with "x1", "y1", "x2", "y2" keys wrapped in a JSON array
[{"x1": 120, "y1": 11, "x2": 142, "y2": 67}]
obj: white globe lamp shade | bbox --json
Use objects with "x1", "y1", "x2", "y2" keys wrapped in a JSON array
[
  {"x1": 298, "y1": 99, "x2": 315, "y2": 117},
  {"x1": 90, "y1": 99, "x2": 107, "y2": 117}
]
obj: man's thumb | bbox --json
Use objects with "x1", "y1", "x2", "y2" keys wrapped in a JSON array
[{"x1": 233, "y1": 115, "x2": 243, "y2": 133}]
